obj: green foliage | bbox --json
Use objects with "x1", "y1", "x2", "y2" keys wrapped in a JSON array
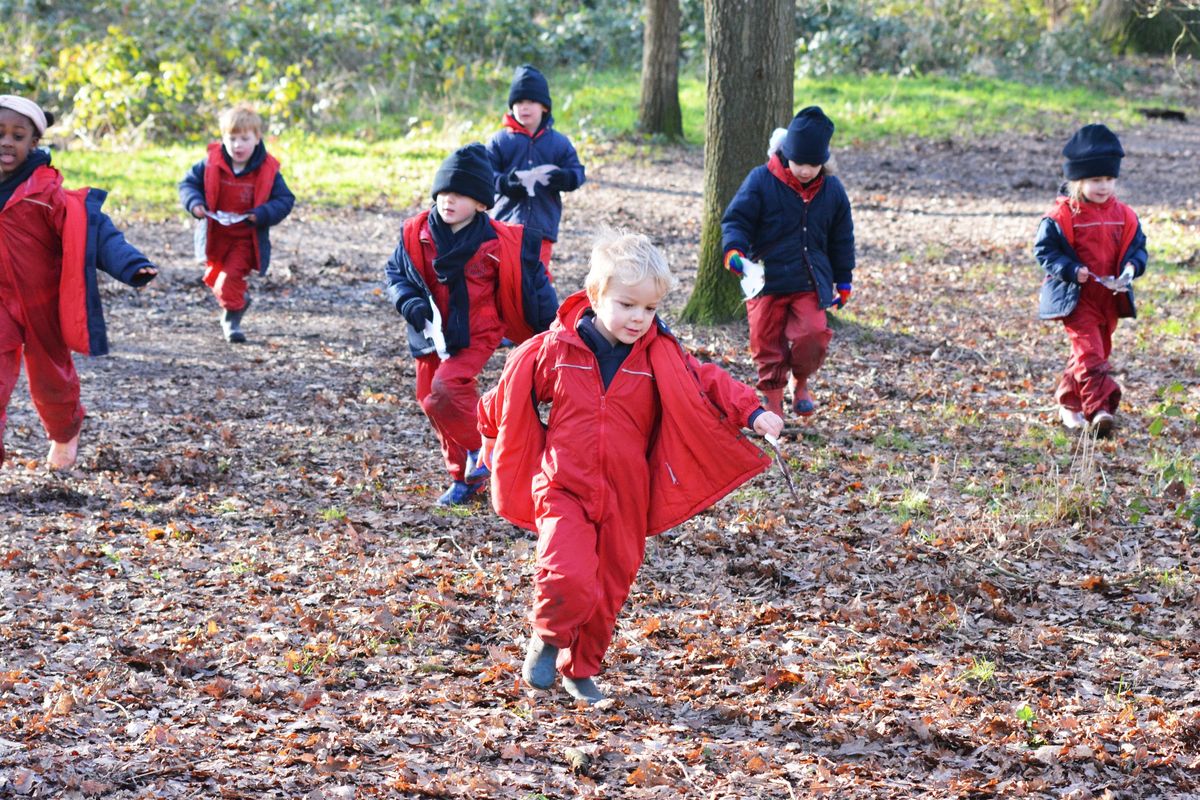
[
  {"x1": 795, "y1": 0, "x2": 1130, "y2": 89},
  {"x1": 1, "y1": 0, "x2": 647, "y2": 143}
]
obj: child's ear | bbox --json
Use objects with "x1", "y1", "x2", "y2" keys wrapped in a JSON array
[{"x1": 474, "y1": 200, "x2": 488, "y2": 213}]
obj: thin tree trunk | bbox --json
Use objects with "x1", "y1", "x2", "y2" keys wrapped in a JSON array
[
  {"x1": 682, "y1": 0, "x2": 794, "y2": 323},
  {"x1": 638, "y1": 0, "x2": 683, "y2": 138}
]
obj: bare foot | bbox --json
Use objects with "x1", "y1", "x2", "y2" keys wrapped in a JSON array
[{"x1": 47, "y1": 435, "x2": 79, "y2": 470}]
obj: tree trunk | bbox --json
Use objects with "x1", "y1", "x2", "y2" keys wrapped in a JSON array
[
  {"x1": 681, "y1": 0, "x2": 794, "y2": 324},
  {"x1": 638, "y1": 0, "x2": 683, "y2": 138}
]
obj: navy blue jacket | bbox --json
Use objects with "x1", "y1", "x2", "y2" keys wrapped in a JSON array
[
  {"x1": 178, "y1": 141, "x2": 294, "y2": 274},
  {"x1": 721, "y1": 157, "x2": 855, "y2": 307},
  {"x1": 82, "y1": 189, "x2": 157, "y2": 355},
  {"x1": 486, "y1": 115, "x2": 585, "y2": 242},
  {"x1": 1034, "y1": 207, "x2": 1147, "y2": 320}
]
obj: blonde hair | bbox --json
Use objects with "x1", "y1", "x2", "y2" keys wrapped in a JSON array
[
  {"x1": 585, "y1": 228, "x2": 677, "y2": 303},
  {"x1": 1063, "y1": 177, "x2": 1116, "y2": 213},
  {"x1": 219, "y1": 104, "x2": 264, "y2": 137}
]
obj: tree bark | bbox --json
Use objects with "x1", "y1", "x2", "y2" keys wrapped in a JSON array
[
  {"x1": 638, "y1": 0, "x2": 683, "y2": 138},
  {"x1": 682, "y1": 0, "x2": 794, "y2": 323}
]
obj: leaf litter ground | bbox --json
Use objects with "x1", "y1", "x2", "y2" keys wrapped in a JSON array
[{"x1": 1, "y1": 122, "x2": 1199, "y2": 798}]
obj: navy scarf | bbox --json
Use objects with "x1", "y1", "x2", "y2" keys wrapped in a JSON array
[{"x1": 428, "y1": 209, "x2": 495, "y2": 354}]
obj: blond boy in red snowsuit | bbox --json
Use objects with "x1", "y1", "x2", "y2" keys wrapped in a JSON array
[{"x1": 478, "y1": 230, "x2": 784, "y2": 703}]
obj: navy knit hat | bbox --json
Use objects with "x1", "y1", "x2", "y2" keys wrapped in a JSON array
[
  {"x1": 508, "y1": 64, "x2": 552, "y2": 112},
  {"x1": 431, "y1": 143, "x2": 495, "y2": 209},
  {"x1": 1062, "y1": 124, "x2": 1124, "y2": 180},
  {"x1": 781, "y1": 106, "x2": 834, "y2": 166}
]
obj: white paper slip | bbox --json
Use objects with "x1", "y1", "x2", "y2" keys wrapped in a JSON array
[
  {"x1": 205, "y1": 210, "x2": 250, "y2": 226},
  {"x1": 740, "y1": 258, "x2": 766, "y2": 299},
  {"x1": 422, "y1": 302, "x2": 450, "y2": 361},
  {"x1": 514, "y1": 164, "x2": 557, "y2": 197}
]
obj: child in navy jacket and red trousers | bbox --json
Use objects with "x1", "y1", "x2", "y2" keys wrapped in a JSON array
[
  {"x1": 478, "y1": 230, "x2": 784, "y2": 703},
  {"x1": 722, "y1": 106, "x2": 856, "y2": 418},
  {"x1": 179, "y1": 104, "x2": 294, "y2": 343},
  {"x1": 487, "y1": 65, "x2": 586, "y2": 271},
  {"x1": 1035, "y1": 124, "x2": 1147, "y2": 436},
  {"x1": 0, "y1": 95, "x2": 158, "y2": 470},
  {"x1": 385, "y1": 143, "x2": 557, "y2": 506}
]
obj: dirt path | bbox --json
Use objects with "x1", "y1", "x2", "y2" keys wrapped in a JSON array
[{"x1": 1, "y1": 121, "x2": 1198, "y2": 798}]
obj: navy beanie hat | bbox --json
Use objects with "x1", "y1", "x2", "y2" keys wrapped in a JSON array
[
  {"x1": 1062, "y1": 124, "x2": 1124, "y2": 180},
  {"x1": 781, "y1": 106, "x2": 834, "y2": 166},
  {"x1": 508, "y1": 64, "x2": 552, "y2": 112},
  {"x1": 431, "y1": 143, "x2": 495, "y2": 209}
]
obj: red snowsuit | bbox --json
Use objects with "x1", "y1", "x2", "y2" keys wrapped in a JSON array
[
  {"x1": 403, "y1": 212, "x2": 525, "y2": 482},
  {"x1": 478, "y1": 291, "x2": 770, "y2": 679},
  {"x1": 200, "y1": 143, "x2": 279, "y2": 310},
  {"x1": 1048, "y1": 197, "x2": 1140, "y2": 418}
]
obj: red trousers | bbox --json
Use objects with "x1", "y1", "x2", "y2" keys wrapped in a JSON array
[
  {"x1": 203, "y1": 235, "x2": 255, "y2": 311},
  {"x1": 745, "y1": 291, "x2": 832, "y2": 392},
  {"x1": 1056, "y1": 287, "x2": 1121, "y2": 419},
  {"x1": 414, "y1": 329, "x2": 502, "y2": 481},
  {"x1": 0, "y1": 301, "x2": 85, "y2": 466},
  {"x1": 532, "y1": 484, "x2": 649, "y2": 679}
]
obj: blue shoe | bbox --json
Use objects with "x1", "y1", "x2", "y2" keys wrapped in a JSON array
[
  {"x1": 465, "y1": 449, "x2": 490, "y2": 485},
  {"x1": 522, "y1": 634, "x2": 559, "y2": 690},
  {"x1": 562, "y1": 675, "x2": 605, "y2": 704},
  {"x1": 792, "y1": 396, "x2": 815, "y2": 416},
  {"x1": 435, "y1": 480, "x2": 482, "y2": 507}
]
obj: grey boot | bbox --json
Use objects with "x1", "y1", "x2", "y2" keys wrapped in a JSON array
[
  {"x1": 220, "y1": 297, "x2": 251, "y2": 343},
  {"x1": 522, "y1": 634, "x2": 559, "y2": 690},
  {"x1": 562, "y1": 676, "x2": 604, "y2": 704}
]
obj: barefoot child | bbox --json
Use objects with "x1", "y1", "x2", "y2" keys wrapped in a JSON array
[
  {"x1": 0, "y1": 95, "x2": 158, "y2": 469},
  {"x1": 179, "y1": 104, "x2": 294, "y2": 343},
  {"x1": 478, "y1": 229, "x2": 784, "y2": 703},
  {"x1": 721, "y1": 106, "x2": 856, "y2": 418},
  {"x1": 385, "y1": 143, "x2": 557, "y2": 506},
  {"x1": 1035, "y1": 123, "x2": 1147, "y2": 436}
]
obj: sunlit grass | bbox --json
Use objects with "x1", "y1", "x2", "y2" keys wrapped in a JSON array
[{"x1": 52, "y1": 67, "x2": 1145, "y2": 220}]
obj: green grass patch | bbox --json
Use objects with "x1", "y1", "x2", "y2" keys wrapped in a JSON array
[{"x1": 53, "y1": 68, "x2": 1145, "y2": 220}]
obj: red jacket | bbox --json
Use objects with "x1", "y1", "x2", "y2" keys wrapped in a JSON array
[
  {"x1": 478, "y1": 291, "x2": 770, "y2": 536},
  {"x1": 0, "y1": 165, "x2": 154, "y2": 356},
  {"x1": 202, "y1": 142, "x2": 279, "y2": 274}
]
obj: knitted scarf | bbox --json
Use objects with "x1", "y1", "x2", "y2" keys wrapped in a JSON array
[{"x1": 428, "y1": 209, "x2": 494, "y2": 354}]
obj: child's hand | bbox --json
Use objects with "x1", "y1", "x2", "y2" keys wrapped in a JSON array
[
  {"x1": 1075, "y1": 266, "x2": 1091, "y2": 283},
  {"x1": 754, "y1": 410, "x2": 784, "y2": 439},
  {"x1": 724, "y1": 250, "x2": 746, "y2": 276},
  {"x1": 190, "y1": 205, "x2": 207, "y2": 220},
  {"x1": 544, "y1": 168, "x2": 569, "y2": 191},
  {"x1": 246, "y1": 212, "x2": 257, "y2": 225},
  {"x1": 133, "y1": 266, "x2": 158, "y2": 286},
  {"x1": 833, "y1": 283, "x2": 852, "y2": 308}
]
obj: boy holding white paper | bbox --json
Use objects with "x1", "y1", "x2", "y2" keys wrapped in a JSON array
[
  {"x1": 721, "y1": 106, "x2": 856, "y2": 418},
  {"x1": 384, "y1": 143, "x2": 557, "y2": 506},
  {"x1": 179, "y1": 104, "x2": 294, "y2": 343}
]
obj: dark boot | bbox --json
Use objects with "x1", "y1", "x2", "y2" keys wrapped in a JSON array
[
  {"x1": 221, "y1": 297, "x2": 251, "y2": 343},
  {"x1": 562, "y1": 675, "x2": 604, "y2": 704},
  {"x1": 522, "y1": 634, "x2": 559, "y2": 690}
]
